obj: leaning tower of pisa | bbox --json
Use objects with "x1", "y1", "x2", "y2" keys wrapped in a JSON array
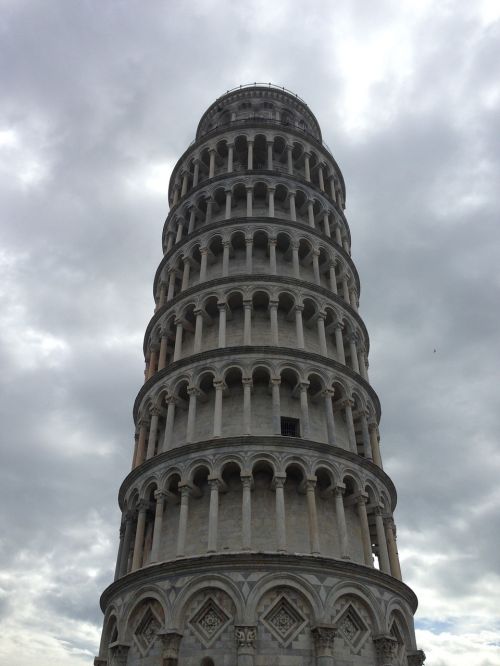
[{"x1": 95, "y1": 84, "x2": 425, "y2": 666}]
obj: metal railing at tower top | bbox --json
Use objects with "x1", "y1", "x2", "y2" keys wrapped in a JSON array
[
  {"x1": 217, "y1": 83, "x2": 309, "y2": 105},
  {"x1": 194, "y1": 114, "x2": 334, "y2": 156}
]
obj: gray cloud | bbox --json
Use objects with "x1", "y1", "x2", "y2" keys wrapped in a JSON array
[{"x1": 1, "y1": 1, "x2": 499, "y2": 664}]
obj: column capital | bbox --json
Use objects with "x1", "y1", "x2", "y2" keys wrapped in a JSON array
[
  {"x1": 187, "y1": 385, "x2": 201, "y2": 397},
  {"x1": 138, "y1": 417, "x2": 150, "y2": 429},
  {"x1": 268, "y1": 299, "x2": 279, "y2": 309},
  {"x1": 334, "y1": 483, "x2": 346, "y2": 497},
  {"x1": 154, "y1": 489, "x2": 168, "y2": 501},
  {"x1": 270, "y1": 376, "x2": 281, "y2": 386},
  {"x1": 294, "y1": 303, "x2": 304, "y2": 313},
  {"x1": 240, "y1": 474, "x2": 253, "y2": 488},
  {"x1": 165, "y1": 395, "x2": 178, "y2": 406},
  {"x1": 356, "y1": 492, "x2": 369, "y2": 505},
  {"x1": 311, "y1": 624, "x2": 337, "y2": 655},
  {"x1": 334, "y1": 320, "x2": 344, "y2": 330},
  {"x1": 208, "y1": 477, "x2": 222, "y2": 490},
  {"x1": 150, "y1": 405, "x2": 162, "y2": 417},
  {"x1": 217, "y1": 300, "x2": 228, "y2": 311},
  {"x1": 242, "y1": 377, "x2": 253, "y2": 387},
  {"x1": 407, "y1": 649, "x2": 426, "y2": 666},
  {"x1": 268, "y1": 237, "x2": 277, "y2": 246},
  {"x1": 243, "y1": 299, "x2": 253, "y2": 309},
  {"x1": 158, "y1": 631, "x2": 183, "y2": 659},
  {"x1": 298, "y1": 380, "x2": 310, "y2": 392},
  {"x1": 373, "y1": 635, "x2": 399, "y2": 665},
  {"x1": 305, "y1": 477, "x2": 317, "y2": 490},
  {"x1": 369, "y1": 421, "x2": 379, "y2": 433},
  {"x1": 108, "y1": 643, "x2": 130, "y2": 662},
  {"x1": 272, "y1": 475, "x2": 286, "y2": 489},
  {"x1": 321, "y1": 387, "x2": 335, "y2": 398},
  {"x1": 137, "y1": 499, "x2": 150, "y2": 513},
  {"x1": 341, "y1": 398, "x2": 354, "y2": 409},
  {"x1": 213, "y1": 379, "x2": 227, "y2": 391}
]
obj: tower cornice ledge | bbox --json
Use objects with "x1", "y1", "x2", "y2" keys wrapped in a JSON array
[
  {"x1": 117, "y1": 436, "x2": 397, "y2": 510},
  {"x1": 134, "y1": 345, "x2": 380, "y2": 420},
  {"x1": 100, "y1": 552, "x2": 418, "y2": 614}
]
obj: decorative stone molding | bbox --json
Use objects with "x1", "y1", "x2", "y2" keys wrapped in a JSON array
[
  {"x1": 158, "y1": 630, "x2": 183, "y2": 660},
  {"x1": 311, "y1": 624, "x2": 337, "y2": 656},
  {"x1": 108, "y1": 642, "x2": 130, "y2": 666},
  {"x1": 234, "y1": 624, "x2": 257, "y2": 653}
]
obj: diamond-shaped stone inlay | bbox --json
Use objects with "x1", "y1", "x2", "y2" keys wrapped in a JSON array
[
  {"x1": 134, "y1": 607, "x2": 161, "y2": 655},
  {"x1": 189, "y1": 597, "x2": 230, "y2": 647},
  {"x1": 337, "y1": 605, "x2": 369, "y2": 652},
  {"x1": 263, "y1": 595, "x2": 307, "y2": 647}
]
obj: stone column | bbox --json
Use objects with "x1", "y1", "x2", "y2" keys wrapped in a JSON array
[
  {"x1": 274, "y1": 476, "x2": 287, "y2": 552},
  {"x1": 384, "y1": 516, "x2": 402, "y2": 580},
  {"x1": 235, "y1": 625, "x2": 257, "y2": 666},
  {"x1": 308, "y1": 200, "x2": 315, "y2": 227},
  {"x1": 199, "y1": 247, "x2": 208, "y2": 281},
  {"x1": 146, "y1": 407, "x2": 161, "y2": 459},
  {"x1": 132, "y1": 500, "x2": 148, "y2": 570},
  {"x1": 193, "y1": 158, "x2": 200, "y2": 186},
  {"x1": 227, "y1": 143, "x2": 234, "y2": 172},
  {"x1": 222, "y1": 240, "x2": 230, "y2": 276},
  {"x1": 335, "y1": 224, "x2": 342, "y2": 246},
  {"x1": 186, "y1": 387, "x2": 200, "y2": 443},
  {"x1": 291, "y1": 242, "x2": 300, "y2": 278},
  {"x1": 242, "y1": 377, "x2": 252, "y2": 435},
  {"x1": 218, "y1": 301, "x2": 227, "y2": 348},
  {"x1": 158, "y1": 631, "x2": 183, "y2": 666},
  {"x1": 158, "y1": 330, "x2": 169, "y2": 371},
  {"x1": 225, "y1": 189, "x2": 232, "y2": 219},
  {"x1": 175, "y1": 220, "x2": 184, "y2": 244},
  {"x1": 131, "y1": 431, "x2": 139, "y2": 470},
  {"x1": 306, "y1": 478, "x2": 320, "y2": 555},
  {"x1": 208, "y1": 148, "x2": 216, "y2": 178},
  {"x1": 166, "y1": 232, "x2": 174, "y2": 253},
  {"x1": 358, "y1": 348, "x2": 369, "y2": 381},
  {"x1": 289, "y1": 192, "x2": 297, "y2": 221},
  {"x1": 108, "y1": 643, "x2": 130, "y2": 666},
  {"x1": 334, "y1": 323, "x2": 345, "y2": 364},
  {"x1": 322, "y1": 388, "x2": 336, "y2": 444},
  {"x1": 341, "y1": 276, "x2": 350, "y2": 303},
  {"x1": 162, "y1": 396, "x2": 176, "y2": 452},
  {"x1": 172, "y1": 184, "x2": 179, "y2": 205},
  {"x1": 135, "y1": 419, "x2": 149, "y2": 467},
  {"x1": 268, "y1": 186, "x2": 275, "y2": 217},
  {"x1": 247, "y1": 139, "x2": 253, "y2": 170},
  {"x1": 359, "y1": 411, "x2": 373, "y2": 460},
  {"x1": 312, "y1": 250, "x2": 321, "y2": 285},
  {"x1": 373, "y1": 635, "x2": 398, "y2": 666},
  {"x1": 269, "y1": 238, "x2": 277, "y2": 274},
  {"x1": 304, "y1": 152, "x2": 311, "y2": 181},
  {"x1": 329, "y1": 262, "x2": 337, "y2": 294},
  {"x1": 193, "y1": 308, "x2": 204, "y2": 354},
  {"x1": 166, "y1": 269, "x2": 176, "y2": 301},
  {"x1": 151, "y1": 490, "x2": 166, "y2": 563},
  {"x1": 188, "y1": 207, "x2": 196, "y2": 234},
  {"x1": 147, "y1": 344, "x2": 159, "y2": 380},
  {"x1": 317, "y1": 312, "x2": 328, "y2": 356},
  {"x1": 241, "y1": 475, "x2": 252, "y2": 550},
  {"x1": 323, "y1": 212, "x2": 331, "y2": 237},
  {"x1": 271, "y1": 377, "x2": 281, "y2": 434},
  {"x1": 329, "y1": 176, "x2": 336, "y2": 201},
  {"x1": 245, "y1": 236, "x2": 253, "y2": 272},
  {"x1": 318, "y1": 165, "x2": 325, "y2": 191},
  {"x1": 246, "y1": 186, "x2": 253, "y2": 217},
  {"x1": 213, "y1": 380, "x2": 225, "y2": 437},
  {"x1": 267, "y1": 140, "x2": 274, "y2": 170},
  {"x1": 357, "y1": 494, "x2": 374, "y2": 567},
  {"x1": 206, "y1": 198, "x2": 213, "y2": 224},
  {"x1": 207, "y1": 478, "x2": 220, "y2": 553},
  {"x1": 369, "y1": 422, "x2": 383, "y2": 468},
  {"x1": 334, "y1": 486, "x2": 349, "y2": 559},
  {"x1": 295, "y1": 305, "x2": 305, "y2": 348},
  {"x1": 374, "y1": 506, "x2": 391, "y2": 574},
  {"x1": 118, "y1": 511, "x2": 135, "y2": 577},
  {"x1": 343, "y1": 399, "x2": 357, "y2": 453},
  {"x1": 349, "y1": 287, "x2": 358, "y2": 311},
  {"x1": 176, "y1": 485, "x2": 190, "y2": 557},
  {"x1": 287, "y1": 144, "x2": 293, "y2": 174},
  {"x1": 114, "y1": 522, "x2": 125, "y2": 581},
  {"x1": 312, "y1": 625, "x2": 337, "y2": 666},
  {"x1": 349, "y1": 335, "x2": 360, "y2": 373},
  {"x1": 269, "y1": 300, "x2": 279, "y2": 345},
  {"x1": 173, "y1": 319, "x2": 183, "y2": 361},
  {"x1": 299, "y1": 381, "x2": 310, "y2": 437},
  {"x1": 157, "y1": 281, "x2": 167, "y2": 309},
  {"x1": 243, "y1": 300, "x2": 252, "y2": 344}
]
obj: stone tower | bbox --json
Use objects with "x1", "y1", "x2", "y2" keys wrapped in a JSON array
[{"x1": 95, "y1": 84, "x2": 425, "y2": 666}]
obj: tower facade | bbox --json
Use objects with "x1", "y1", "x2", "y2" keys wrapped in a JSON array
[{"x1": 95, "y1": 84, "x2": 425, "y2": 666}]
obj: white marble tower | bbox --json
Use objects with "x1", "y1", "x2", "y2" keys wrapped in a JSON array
[{"x1": 95, "y1": 84, "x2": 425, "y2": 666}]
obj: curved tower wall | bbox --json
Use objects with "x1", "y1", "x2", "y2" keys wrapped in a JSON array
[{"x1": 95, "y1": 84, "x2": 425, "y2": 666}]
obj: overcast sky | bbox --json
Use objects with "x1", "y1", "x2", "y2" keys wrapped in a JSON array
[{"x1": 0, "y1": 1, "x2": 499, "y2": 665}]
